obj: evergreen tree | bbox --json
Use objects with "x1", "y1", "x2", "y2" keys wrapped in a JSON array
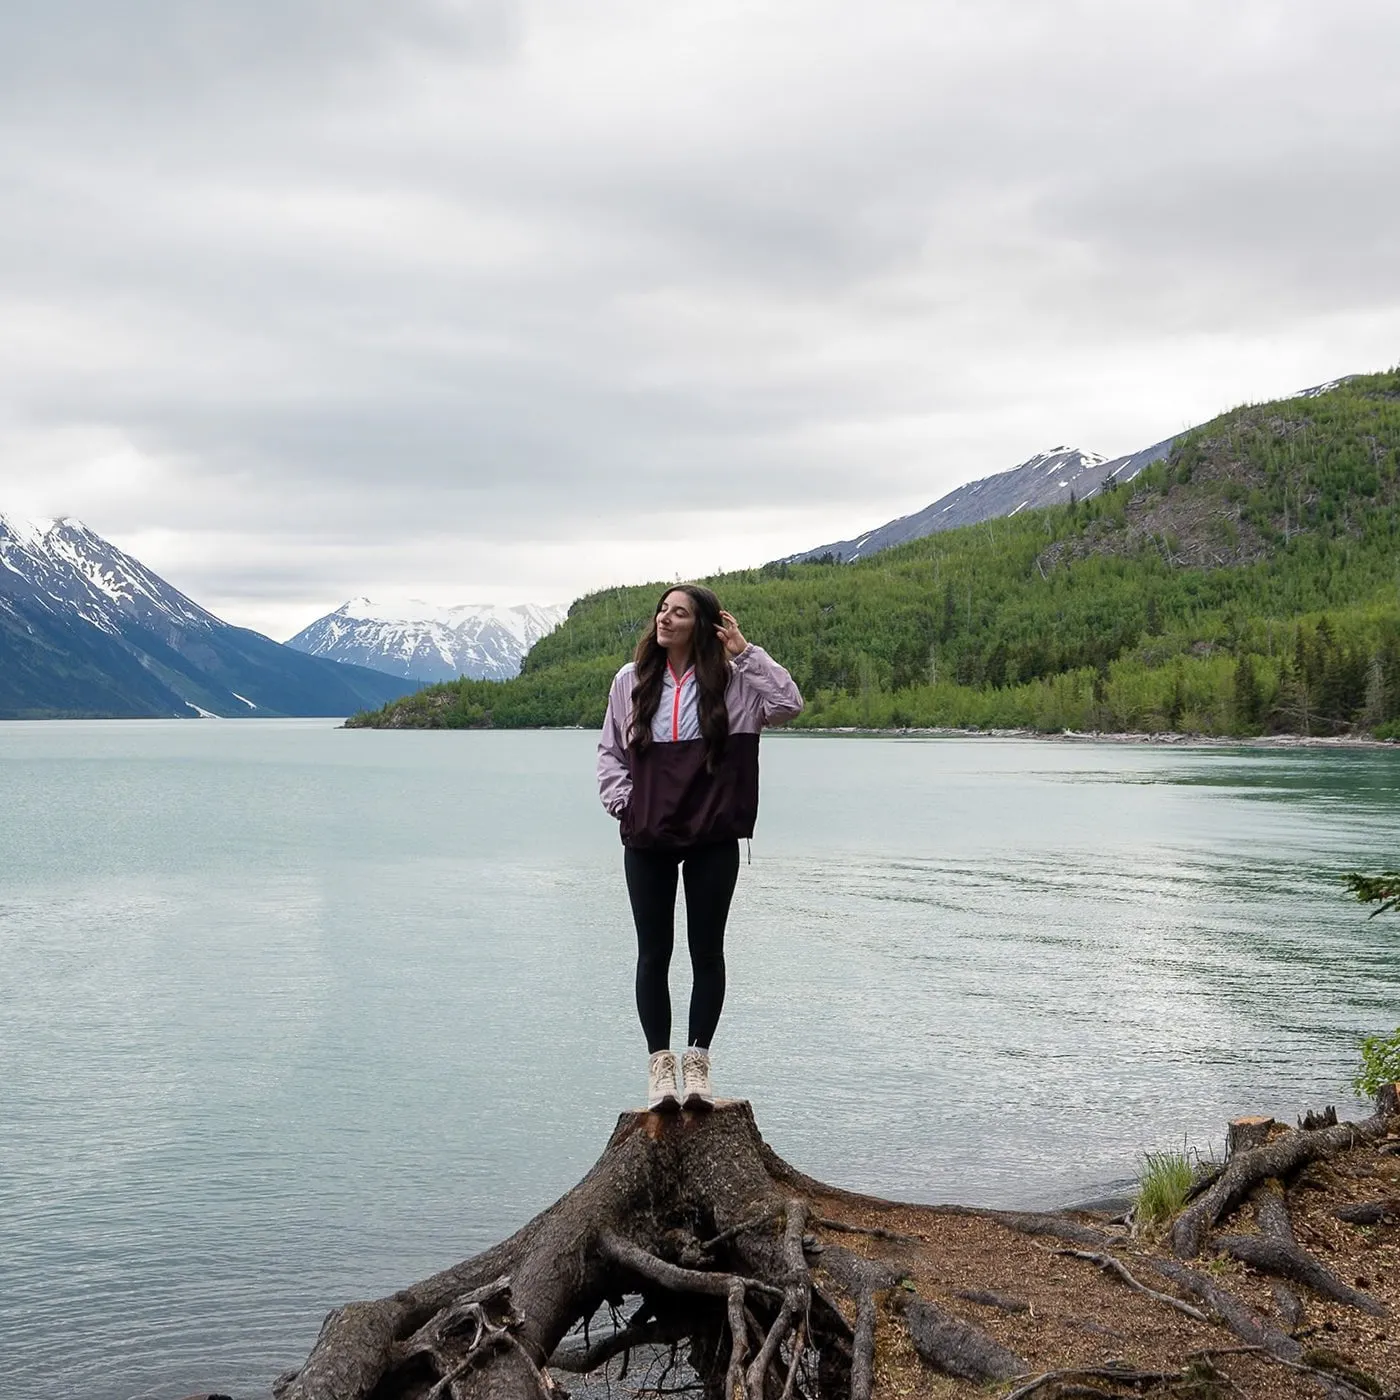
[{"x1": 1232, "y1": 655, "x2": 1262, "y2": 731}]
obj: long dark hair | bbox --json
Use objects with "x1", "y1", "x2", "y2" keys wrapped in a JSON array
[{"x1": 629, "y1": 583, "x2": 730, "y2": 767}]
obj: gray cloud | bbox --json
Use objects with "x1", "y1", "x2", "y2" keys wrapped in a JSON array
[{"x1": 4, "y1": 0, "x2": 1400, "y2": 638}]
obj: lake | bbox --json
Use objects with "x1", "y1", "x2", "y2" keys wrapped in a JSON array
[{"x1": 2, "y1": 720, "x2": 1398, "y2": 1399}]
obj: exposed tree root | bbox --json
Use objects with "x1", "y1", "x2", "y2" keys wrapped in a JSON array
[
  {"x1": 997, "y1": 1364, "x2": 1180, "y2": 1400},
  {"x1": 1172, "y1": 1089, "x2": 1400, "y2": 1259},
  {"x1": 263, "y1": 1093, "x2": 1400, "y2": 1400},
  {"x1": 550, "y1": 1315, "x2": 690, "y2": 1374},
  {"x1": 1149, "y1": 1258, "x2": 1301, "y2": 1362},
  {"x1": 1271, "y1": 1281, "x2": 1306, "y2": 1332},
  {"x1": 812, "y1": 1217, "x2": 919, "y2": 1245},
  {"x1": 976, "y1": 1211, "x2": 1115, "y2": 1250},
  {"x1": 953, "y1": 1288, "x2": 1030, "y2": 1314},
  {"x1": 849, "y1": 1288, "x2": 876, "y2": 1400},
  {"x1": 1213, "y1": 1234, "x2": 1387, "y2": 1317},
  {"x1": 1334, "y1": 1200, "x2": 1400, "y2": 1226},
  {"x1": 901, "y1": 1297, "x2": 1028, "y2": 1383},
  {"x1": 1254, "y1": 1185, "x2": 1305, "y2": 1330}
]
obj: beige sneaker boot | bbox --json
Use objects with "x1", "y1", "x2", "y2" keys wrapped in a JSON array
[
  {"x1": 681, "y1": 1047, "x2": 714, "y2": 1109},
  {"x1": 647, "y1": 1049, "x2": 681, "y2": 1111}
]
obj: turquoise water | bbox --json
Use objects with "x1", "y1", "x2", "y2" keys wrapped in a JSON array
[{"x1": 2, "y1": 721, "x2": 1398, "y2": 1399}]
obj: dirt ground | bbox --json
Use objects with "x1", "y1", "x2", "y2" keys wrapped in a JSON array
[{"x1": 800, "y1": 1142, "x2": 1400, "y2": 1400}]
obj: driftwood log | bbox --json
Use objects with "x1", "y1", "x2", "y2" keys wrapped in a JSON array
[{"x1": 267, "y1": 1090, "x2": 1400, "y2": 1400}]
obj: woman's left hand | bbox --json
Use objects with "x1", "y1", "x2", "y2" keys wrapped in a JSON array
[{"x1": 716, "y1": 610, "x2": 748, "y2": 657}]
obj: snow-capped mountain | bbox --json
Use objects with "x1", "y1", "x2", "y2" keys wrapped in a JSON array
[
  {"x1": 286, "y1": 598, "x2": 568, "y2": 682},
  {"x1": 0, "y1": 513, "x2": 225, "y2": 638},
  {"x1": 782, "y1": 375, "x2": 1363, "y2": 567},
  {"x1": 0, "y1": 514, "x2": 415, "y2": 718},
  {"x1": 785, "y1": 441, "x2": 1175, "y2": 565},
  {"x1": 1295, "y1": 374, "x2": 1358, "y2": 399}
]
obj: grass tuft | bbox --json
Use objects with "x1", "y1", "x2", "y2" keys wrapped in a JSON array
[{"x1": 1135, "y1": 1148, "x2": 1199, "y2": 1229}]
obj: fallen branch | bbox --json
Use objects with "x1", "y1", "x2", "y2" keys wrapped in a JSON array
[
  {"x1": 998, "y1": 1365, "x2": 1179, "y2": 1400},
  {"x1": 1053, "y1": 1249, "x2": 1208, "y2": 1323}
]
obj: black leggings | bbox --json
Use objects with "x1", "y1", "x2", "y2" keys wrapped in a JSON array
[{"x1": 624, "y1": 840, "x2": 741, "y2": 1054}]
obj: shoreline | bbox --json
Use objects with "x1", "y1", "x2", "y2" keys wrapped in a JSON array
[
  {"x1": 342, "y1": 716, "x2": 1400, "y2": 749},
  {"x1": 787, "y1": 725, "x2": 1400, "y2": 750}
]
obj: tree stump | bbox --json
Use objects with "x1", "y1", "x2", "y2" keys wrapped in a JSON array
[
  {"x1": 1226, "y1": 1115, "x2": 1275, "y2": 1158},
  {"x1": 274, "y1": 1102, "x2": 870, "y2": 1400},
  {"x1": 1297, "y1": 1106, "x2": 1338, "y2": 1131}
]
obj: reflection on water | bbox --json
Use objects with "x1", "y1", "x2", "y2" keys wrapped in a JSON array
[{"x1": 1, "y1": 723, "x2": 1398, "y2": 1400}]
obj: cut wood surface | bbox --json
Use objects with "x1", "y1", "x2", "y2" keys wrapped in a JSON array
[
  {"x1": 1227, "y1": 1115, "x2": 1277, "y2": 1158},
  {"x1": 248, "y1": 1095, "x2": 1400, "y2": 1400},
  {"x1": 1171, "y1": 1104, "x2": 1395, "y2": 1258}
]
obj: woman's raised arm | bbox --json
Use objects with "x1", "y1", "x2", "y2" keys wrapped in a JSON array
[{"x1": 730, "y1": 645, "x2": 803, "y2": 726}]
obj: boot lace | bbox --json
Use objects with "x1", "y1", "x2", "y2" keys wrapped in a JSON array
[
  {"x1": 651, "y1": 1052, "x2": 679, "y2": 1094},
  {"x1": 682, "y1": 1049, "x2": 710, "y2": 1089}
]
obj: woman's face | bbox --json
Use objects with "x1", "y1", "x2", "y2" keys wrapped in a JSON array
[{"x1": 655, "y1": 590, "x2": 698, "y2": 655}]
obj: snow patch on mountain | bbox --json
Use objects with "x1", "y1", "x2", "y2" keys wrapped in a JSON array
[
  {"x1": 784, "y1": 446, "x2": 1139, "y2": 565},
  {"x1": 1295, "y1": 375, "x2": 1358, "y2": 399},
  {"x1": 0, "y1": 513, "x2": 222, "y2": 635},
  {"x1": 2, "y1": 514, "x2": 58, "y2": 549},
  {"x1": 285, "y1": 598, "x2": 568, "y2": 682}
]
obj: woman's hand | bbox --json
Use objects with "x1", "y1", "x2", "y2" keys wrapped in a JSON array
[{"x1": 715, "y1": 610, "x2": 748, "y2": 657}]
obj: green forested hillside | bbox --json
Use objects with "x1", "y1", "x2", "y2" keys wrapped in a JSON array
[{"x1": 350, "y1": 369, "x2": 1400, "y2": 737}]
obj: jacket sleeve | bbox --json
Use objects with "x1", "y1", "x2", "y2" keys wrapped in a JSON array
[
  {"x1": 596, "y1": 668, "x2": 634, "y2": 817},
  {"x1": 730, "y1": 645, "x2": 804, "y2": 726}
]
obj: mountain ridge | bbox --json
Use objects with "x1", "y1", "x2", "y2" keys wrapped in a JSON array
[
  {"x1": 781, "y1": 378, "x2": 1357, "y2": 567},
  {"x1": 286, "y1": 598, "x2": 567, "y2": 682},
  {"x1": 783, "y1": 443, "x2": 1175, "y2": 564},
  {"x1": 0, "y1": 515, "x2": 416, "y2": 719}
]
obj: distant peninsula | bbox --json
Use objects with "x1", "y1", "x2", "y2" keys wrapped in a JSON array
[{"x1": 349, "y1": 370, "x2": 1400, "y2": 742}]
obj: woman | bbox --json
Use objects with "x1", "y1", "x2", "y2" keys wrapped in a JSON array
[{"x1": 597, "y1": 584, "x2": 803, "y2": 1110}]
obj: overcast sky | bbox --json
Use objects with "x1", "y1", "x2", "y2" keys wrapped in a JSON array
[{"x1": 3, "y1": 1, "x2": 1399, "y2": 639}]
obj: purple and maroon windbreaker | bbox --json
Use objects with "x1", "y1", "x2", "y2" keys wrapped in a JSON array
[{"x1": 596, "y1": 645, "x2": 803, "y2": 849}]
